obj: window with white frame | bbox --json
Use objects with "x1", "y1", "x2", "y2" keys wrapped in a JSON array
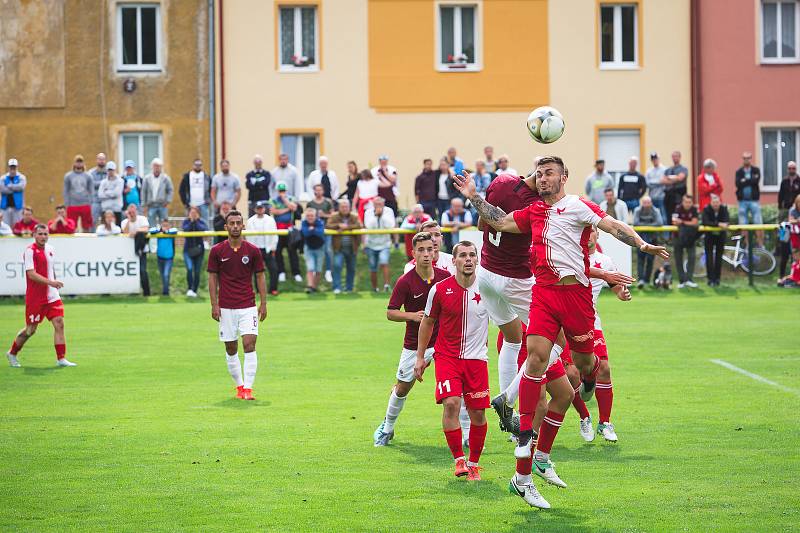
[
  {"x1": 761, "y1": 1, "x2": 799, "y2": 62},
  {"x1": 119, "y1": 132, "x2": 163, "y2": 176},
  {"x1": 599, "y1": 4, "x2": 638, "y2": 68},
  {"x1": 279, "y1": 6, "x2": 318, "y2": 70},
  {"x1": 280, "y1": 133, "x2": 319, "y2": 180},
  {"x1": 117, "y1": 4, "x2": 162, "y2": 71},
  {"x1": 437, "y1": 4, "x2": 480, "y2": 71},
  {"x1": 598, "y1": 128, "x2": 641, "y2": 183},
  {"x1": 762, "y1": 128, "x2": 798, "y2": 191}
]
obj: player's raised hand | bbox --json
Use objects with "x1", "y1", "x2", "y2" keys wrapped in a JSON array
[
  {"x1": 451, "y1": 171, "x2": 476, "y2": 198},
  {"x1": 641, "y1": 242, "x2": 670, "y2": 260},
  {"x1": 603, "y1": 271, "x2": 635, "y2": 286},
  {"x1": 617, "y1": 286, "x2": 632, "y2": 301},
  {"x1": 414, "y1": 356, "x2": 427, "y2": 382},
  {"x1": 211, "y1": 305, "x2": 221, "y2": 322}
]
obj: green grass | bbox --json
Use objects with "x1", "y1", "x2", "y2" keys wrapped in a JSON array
[{"x1": 0, "y1": 289, "x2": 797, "y2": 532}]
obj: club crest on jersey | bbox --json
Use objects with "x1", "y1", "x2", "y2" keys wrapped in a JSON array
[
  {"x1": 445, "y1": 288, "x2": 454, "y2": 295},
  {"x1": 242, "y1": 255, "x2": 250, "y2": 264},
  {"x1": 556, "y1": 207, "x2": 566, "y2": 214}
]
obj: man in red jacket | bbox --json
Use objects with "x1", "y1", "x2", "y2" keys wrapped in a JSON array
[
  {"x1": 47, "y1": 205, "x2": 77, "y2": 235},
  {"x1": 12, "y1": 206, "x2": 38, "y2": 236}
]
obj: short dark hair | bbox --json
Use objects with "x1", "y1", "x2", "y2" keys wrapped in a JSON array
[
  {"x1": 536, "y1": 155, "x2": 568, "y2": 177},
  {"x1": 220, "y1": 159, "x2": 230, "y2": 165},
  {"x1": 225, "y1": 209, "x2": 243, "y2": 222},
  {"x1": 423, "y1": 158, "x2": 432, "y2": 164},
  {"x1": 412, "y1": 231, "x2": 433, "y2": 249},
  {"x1": 452, "y1": 240, "x2": 477, "y2": 256},
  {"x1": 683, "y1": 194, "x2": 694, "y2": 201},
  {"x1": 34, "y1": 223, "x2": 48, "y2": 232},
  {"x1": 55, "y1": 204, "x2": 66, "y2": 210},
  {"x1": 604, "y1": 188, "x2": 614, "y2": 194},
  {"x1": 420, "y1": 220, "x2": 440, "y2": 232}
]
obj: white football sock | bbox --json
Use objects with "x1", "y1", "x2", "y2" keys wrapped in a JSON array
[
  {"x1": 459, "y1": 400, "x2": 471, "y2": 439},
  {"x1": 516, "y1": 472, "x2": 532, "y2": 485},
  {"x1": 383, "y1": 389, "x2": 406, "y2": 433},
  {"x1": 505, "y1": 367, "x2": 525, "y2": 406},
  {"x1": 498, "y1": 339, "x2": 523, "y2": 392},
  {"x1": 243, "y1": 351, "x2": 258, "y2": 389},
  {"x1": 226, "y1": 353, "x2": 244, "y2": 387}
]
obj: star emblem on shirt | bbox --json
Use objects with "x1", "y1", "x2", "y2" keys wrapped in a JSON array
[
  {"x1": 593, "y1": 261, "x2": 602, "y2": 268},
  {"x1": 472, "y1": 293, "x2": 482, "y2": 304}
]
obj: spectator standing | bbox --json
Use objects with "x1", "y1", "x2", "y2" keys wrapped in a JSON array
[
  {"x1": 96, "y1": 210, "x2": 121, "y2": 236},
  {"x1": 585, "y1": 159, "x2": 614, "y2": 204},
  {"x1": 495, "y1": 155, "x2": 517, "y2": 177},
  {"x1": 150, "y1": 219, "x2": 179, "y2": 296},
  {"x1": 213, "y1": 201, "x2": 232, "y2": 245},
  {"x1": 484, "y1": 146, "x2": 497, "y2": 173},
  {"x1": 632, "y1": 196, "x2": 663, "y2": 287},
  {"x1": 327, "y1": 199, "x2": 362, "y2": 294},
  {"x1": 445, "y1": 147, "x2": 465, "y2": 176},
  {"x1": 63, "y1": 154, "x2": 94, "y2": 232},
  {"x1": 697, "y1": 158, "x2": 723, "y2": 211},
  {"x1": 246, "y1": 201, "x2": 279, "y2": 296},
  {"x1": 400, "y1": 204, "x2": 433, "y2": 259},
  {"x1": 47, "y1": 205, "x2": 76, "y2": 235},
  {"x1": 306, "y1": 156, "x2": 339, "y2": 201},
  {"x1": 270, "y1": 183, "x2": 302, "y2": 283},
  {"x1": 307, "y1": 183, "x2": 334, "y2": 283},
  {"x1": 122, "y1": 160, "x2": 142, "y2": 210},
  {"x1": 12, "y1": 206, "x2": 38, "y2": 236},
  {"x1": 600, "y1": 188, "x2": 629, "y2": 221},
  {"x1": 122, "y1": 204, "x2": 151, "y2": 296},
  {"x1": 353, "y1": 168, "x2": 379, "y2": 221},
  {"x1": 142, "y1": 158, "x2": 174, "y2": 226},
  {"x1": 97, "y1": 161, "x2": 124, "y2": 225},
  {"x1": 271, "y1": 153, "x2": 303, "y2": 199},
  {"x1": 435, "y1": 159, "x2": 455, "y2": 218},
  {"x1": 300, "y1": 208, "x2": 326, "y2": 293},
  {"x1": 672, "y1": 194, "x2": 700, "y2": 288},
  {"x1": 180, "y1": 158, "x2": 212, "y2": 223},
  {"x1": 778, "y1": 191, "x2": 800, "y2": 278},
  {"x1": 182, "y1": 205, "x2": 209, "y2": 297},
  {"x1": 88, "y1": 153, "x2": 108, "y2": 223},
  {"x1": 211, "y1": 159, "x2": 241, "y2": 214},
  {"x1": 645, "y1": 152, "x2": 668, "y2": 223},
  {"x1": 341, "y1": 161, "x2": 359, "y2": 203},
  {"x1": 373, "y1": 155, "x2": 399, "y2": 215},
  {"x1": 663, "y1": 150, "x2": 689, "y2": 222},
  {"x1": 778, "y1": 161, "x2": 800, "y2": 221},
  {"x1": 617, "y1": 157, "x2": 646, "y2": 214},
  {"x1": 441, "y1": 197, "x2": 473, "y2": 252},
  {"x1": 735, "y1": 151, "x2": 764, "y2": 249},
  {"x1": 414, "y1": 159, "x2": 438, "y2": 217},
  {"x1": 245, "y1": 155, "x2": 272, "y2": 217},
  {"x1": 0, "y1": 212, "x2": 12, "y2": 235},
  {"x1": 701, "y1": 194, "x2": 730, "y2": 287},
  {"x1": 473, "y1": 160, "x2": 493, "y2": 197},
  {"x1": 363, "y1": 197, "x2": 395, "y2": 292},
  {"x1": 1, "y1": 158, "x2": 26, "y2": 226}
]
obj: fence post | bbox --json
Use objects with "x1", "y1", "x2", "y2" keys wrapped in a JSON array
[{"x1": 747, "y1": 228, "x2": 754, "y2": 287}]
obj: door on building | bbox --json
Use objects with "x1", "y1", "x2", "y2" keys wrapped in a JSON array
[
  {"x1": 119, "y1": 132, "x2": 163, "y2": 176},
  {"x1": 597, "y1": 128, "x2": 641, "y2": 186},
  {"x1": 280, "y1": 132, "x2": 319, "y2": 191}
]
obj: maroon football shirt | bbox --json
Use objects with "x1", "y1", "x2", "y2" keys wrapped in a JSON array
[
  {"x1": 388, "y1": 266, "x2": 451, "y2": 350},
  {"x1": 480, "y1": 175, "x2": 541, "y2": 279},
  {"x1": 207, "y1": 240, "x2": 265, "y2": 309}
]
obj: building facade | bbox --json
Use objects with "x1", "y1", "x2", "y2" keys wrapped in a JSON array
[
  {"x1": 0, "y1": 0, "x2": 210, "y2": 217},
  {"x1": 695, "y1": 0, "x2": 800, "y2": 206},
  {"x1": 218, "y1": 0, "x2": 692, "y2": 209}
]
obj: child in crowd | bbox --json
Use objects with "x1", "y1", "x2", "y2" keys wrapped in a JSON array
[
  {"x1": 777, "y1": 248, "x2": 800, "y2": 288},
  {"x1": 150, "y1": 219, "x2": 178, "y2": 295}
]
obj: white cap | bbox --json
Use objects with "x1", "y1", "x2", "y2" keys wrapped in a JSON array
[
  {"x1": 151, "y1": 157, "x2": 163, "y2": 166},
  {"x1": 7, "y1": 158, "x2": 18, "y2": 166},
  {"x1": 107, "y1": 161, "x2": 117, "y2": 170},
  {"x1": 318, "y1": 155, "x2": 328, "y2": 163}
]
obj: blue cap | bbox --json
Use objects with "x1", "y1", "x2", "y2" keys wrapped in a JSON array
[
  {"x1": 124, "y1": 160, "x2": 136, "y2": 168},
  {"x1": 378, "y1": 154, "x2": 389, "y2": 161}
]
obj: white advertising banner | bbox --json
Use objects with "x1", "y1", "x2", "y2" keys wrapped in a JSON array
[{"x1": 0, "y1": 236, "x2": 140, "y2": 295}]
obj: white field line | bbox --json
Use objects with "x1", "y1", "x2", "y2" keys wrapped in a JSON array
[{"x1": 710, "y1": 359, "x2": 800, "y2": 395}]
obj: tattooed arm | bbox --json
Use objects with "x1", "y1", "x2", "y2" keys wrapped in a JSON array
[
  {"x1": 597, "y1": 215, "x2": 670, "y2": 259},
  {"x1": 452, "y1": 171, "x2": 522, "y2": 233}
]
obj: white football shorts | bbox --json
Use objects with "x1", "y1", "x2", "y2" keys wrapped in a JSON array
[
  {"x1": 476, "y1": 266, "x2": 534, "y2": 327},
  {"x1": 219, "y1": 307, "x2": 259, "y2": 342},
  {"x1": 397, "y1": 347, "x2": 434, "y2": 383}
]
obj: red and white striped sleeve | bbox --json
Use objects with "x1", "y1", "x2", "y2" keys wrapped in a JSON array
[{"x1": 424, "y1": 282, "x2": 441, "y2": 319}]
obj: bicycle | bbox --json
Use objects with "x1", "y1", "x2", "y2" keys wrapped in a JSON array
[{"x1": 685, "y1": 235, "x2": 776, "y2": 278}]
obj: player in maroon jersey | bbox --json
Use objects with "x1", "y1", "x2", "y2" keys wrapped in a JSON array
[
  {"x1": 373, "y1": 232, "x2": 451, "y2": 446},
  {"x1": 6, "y1": 224, "x2": 76, "y2": 368},
  {"x1": 207, "y1": 210, "x2": 267, "y2": 400},
  {"x1": 415, "y1": 241, "x2": 490, "y2": 481}
]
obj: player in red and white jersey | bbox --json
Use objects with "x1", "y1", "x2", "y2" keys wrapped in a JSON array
[
  {"x1": 373, "y1": 232, "x2": 451, "y2": 446},
  {"x1": 454, "y1": 156, "x2": 667, "y2": 507},
  {"x1": 415, "y1": 241, "x2": 490, "y2": 481},
  {"x1": 403, "y1": 220, "x2": 454, "y2": 275},
  {"x1": 208, "y1": 210, "x2": 267, "y2": 401},
  {"x1": 6, "y1": 224, "x2": 76, "y2": 368}
]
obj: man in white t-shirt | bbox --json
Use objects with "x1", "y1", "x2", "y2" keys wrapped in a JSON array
[
  {"x1": 122, "y1": 204, "x2": 151, "y2": 296},
  {"x1": 306, "y1": 156, "x2": 339, "y2": 201},
  {"x1": 246, "y1": 201, "x2": 280, "y2": 295},
  {"x1": 180, "y1": 159, "x2": 212, "y2": 224}
]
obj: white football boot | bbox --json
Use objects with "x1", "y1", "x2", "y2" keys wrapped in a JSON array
[
  {"x1": 579, "y1": 416, "x2": 595, "y2": 442},
  {"x1": 509, "y1": 475, "x2": 551, "y2": 509}
]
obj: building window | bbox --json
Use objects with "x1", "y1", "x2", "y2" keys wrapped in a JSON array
[
  {"x1": 117, "y1": 4, "x2": 162, "y2": 72},
  {"x1": 279, "y1": 6, "x2": 318, "y2": 71},
  {"x1": 599, "y1": 4, "x2": 638, "y2": 69},
  {"x1": 437, "y1": 4, "x2": 481, "y2": 71},
  {"x1": 762, "y1": 128, "x2": 798, "y2": 191},
  {"x1": 597, "y1": 128, "x2": 641, "y2": 183},
  {"x1": 280, "y1": 132, "x2": 319, "y2": 181},
  {"x1": 761, "y1": 1, "x2": 799, "y2": 62},
  {"x1": 119, "y1": 132, "x2": 163, "y2": 176}
]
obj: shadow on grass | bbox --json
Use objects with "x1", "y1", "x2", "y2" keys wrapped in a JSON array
[
  {"x1": 388, "y1": 441, "x2": 447, "y2": 466},
  {"x1": 22, "y1": 366, "x2": 60, "y2": 375},
  {"x1": 508, "y1": 507, "x2": 589, "y2": 532},
  {"x1": 213, "y1": 398, "x2": 273, "y2": 409},
  {"x1": 550, "y1": 443, "x2": 654, "y2": 464}
]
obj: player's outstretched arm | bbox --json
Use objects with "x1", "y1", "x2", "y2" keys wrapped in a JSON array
[
  {"x1": 589, "y1": 267, "x2": 635, "y2": 286},
  {"x1": 452, "y1": 171, "x2": 521, "y2": 233},
  {"x1": 414, "y1": 317, "x2": 436, "y2": 382},
  {"x1": 597, "y1": 216, "x2": 669, "y2": 259},
  {"x1": 612, "y1": 284, "x2": 632, "y2": 301}
]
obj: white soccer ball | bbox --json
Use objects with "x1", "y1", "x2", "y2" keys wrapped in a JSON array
[{"x1": 526, "y1": 106, "x2": 565, "y2": 144}]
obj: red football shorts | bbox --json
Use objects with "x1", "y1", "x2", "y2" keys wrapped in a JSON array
[
  {"x1": 563, "y1": 329, "x2": 608, "y2": 363},
  {"x1": 544, "y1": 358, "x2": 566, "y2": 383},
  {"x1": 433, "y1": 355, "x2": 490, "y2": 410},
  {"x1": 66, "y1": 205, "x2": 93, "y2": 231},
  {"x1": 25, "y1": 299, "x2": 64, "y2": 325},
  {"x1": 528, "y1": 283, "x2": 595, "y2": 353}
]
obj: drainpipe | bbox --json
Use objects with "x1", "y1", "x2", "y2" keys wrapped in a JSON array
[
  {"x1": 690, "y1": 0, "x2": 701, "y2": 198},
  {"x1": 218, "y1": 0, "x2": 227, "y2": 161},
  {"x1": 208, "y1": 0, "x2": 216, "y2": 175}
]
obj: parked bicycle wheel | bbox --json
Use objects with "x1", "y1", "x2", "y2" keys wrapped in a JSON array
[{"x1": 739, "y1": 247, "x2": 777, "y2": 276}]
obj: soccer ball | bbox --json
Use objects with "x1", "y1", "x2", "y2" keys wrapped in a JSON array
[{"x1": 526, "y1": 106, "x2": 565, "y2": 144}]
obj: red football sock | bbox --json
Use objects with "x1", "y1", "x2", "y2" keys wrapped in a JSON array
[
  {"x1": 596, "y1": 381, "x2": 613, "y2": 423},
  {"x1": 443, "y1": 428, "x2": 464, "y2": 460},
  {"x1": 468, "y1": 423, "x2": 487, "y2": 464},
  {"x1": 519, "y1": 373, "x2": 544, "y2": 432},
  {"x1": 516, "y1": 457, "x2": 532, "y2": 476},
  {"x1": 9, "y1": 340, "x2": 20, "y2": 355},
  {"x1": 55, "y1": 344, "x2": 66, "y2": 360},
  {"x1": 571, "y1": 385, "x2": 591, "y2": 419},
  {"x1": 536, "y1": 410, "x2": 565, "y2": 454}
]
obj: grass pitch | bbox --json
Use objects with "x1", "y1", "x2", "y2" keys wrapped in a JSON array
[{"x1": 0, "y1": 289, "x2": 797, "y2": 532}]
